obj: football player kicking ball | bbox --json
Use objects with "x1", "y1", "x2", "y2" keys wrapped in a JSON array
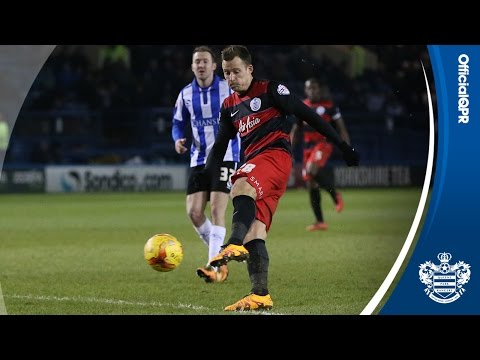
[{"x1": 200, "y1": 45, "x2": 359, "y2": 311}]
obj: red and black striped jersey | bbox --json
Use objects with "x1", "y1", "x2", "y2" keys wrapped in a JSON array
[
  {"x1": 301, "y1": 99, "x2": 342, "y2": 144},
  {"x1": 204, "y1": 78, "x2": 344, "y2": 176},
  {"x1": 220, "y1": 79, "x2": 292, "y2": 161}
]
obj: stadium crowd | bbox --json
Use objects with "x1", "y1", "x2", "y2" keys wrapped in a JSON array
[
  {"x1": 23, "y1": 45, "x2": 432, "y2": 114},
  {"x1": 5, "y1": 45, "x2": 433, "y2": 166}
]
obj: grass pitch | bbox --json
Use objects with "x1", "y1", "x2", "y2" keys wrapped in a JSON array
[{"x1": 0, "y1": 188, "x2": 421, "y2": 315}]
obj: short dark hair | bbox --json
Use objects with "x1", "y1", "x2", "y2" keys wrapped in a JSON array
[
  {"x1": 193, "y1": 45, "x2": 216, "y2": 63},
  {"x1": 221, "y1": 45, "x2": 252, "y2": 65},
  {"x1": 305, "y1": 77, "x2": 323, "y2": 87}
]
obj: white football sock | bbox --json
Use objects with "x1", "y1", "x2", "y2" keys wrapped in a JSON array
[
  {"x1": 209, "y1": 225, "x2": 226, "y2": 270},
  {"x1": 194, "y1": 218, "x2": 212, "y2": 247}
]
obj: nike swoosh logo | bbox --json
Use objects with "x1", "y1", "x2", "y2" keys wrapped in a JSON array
[{"x1": 230, "y1": 110, "x2": 239, "y2": 117}]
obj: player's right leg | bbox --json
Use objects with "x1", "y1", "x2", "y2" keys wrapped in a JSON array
[
  {"x1": 187, "y1": 165, "x2": 211, "y2": 242},
  {"x1": 208, "y1": 179, "x2": 254, "y2": 267},
  {"x1": 222, "y1": 221, "x2": 273, "y2": 311},
  {"x1": 218, "y1": 149, "x2": 291, "y2": 310},
  {"x1": 208, "y1": 161, "x2": 238, "y2": 265},
  {"x1": 224, "y1": 293, "x2": 273, "y2": 311},
  {"x1": 305, "y1": 160, "x2": 328, "y2": 231},
  {"x1": 208, "y1": 192, "x2": 229, "y2": 259},
  {"x1": 196, "y1": 191, "x2": 231, "y2": 283},
  {"x1": 196, "y1": 162, "x2": 238, "y2": 283},
  {"x1": 313, "y1": 166, "x2": 343, "y2": 213},
  {"x1": 305, "y1": 179, "x2": 327, "y2": 231},
  {"x1": 187, "y1": 166, "x2": 227, "y2": 283},
  {"x1": 186, "y1": 191, "x2": 209, "y2": 245},
  {"x1": 196, "y1": 264, "x2": 229, "y2": 283}
]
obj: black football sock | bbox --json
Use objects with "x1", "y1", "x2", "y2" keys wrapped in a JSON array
[
  {"x1": 314, "y1": 169, "x2": 337, "y2": 203},
  {"x1": 309, "y1": 188, "x2": 324, "y2": 223},
  {"x1": 227, "y1": 195, "x2": 256, "y2": 246},
  {"x1": 328, "y1": 188, "x2": 338, "y2": 204},
  {"x1": 244, "y1": 239, "x2": 269, "y2": 296}
]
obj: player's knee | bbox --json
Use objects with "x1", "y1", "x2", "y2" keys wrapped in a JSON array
[
  {"x1": 187, "y1": 208, "x2": 204, "y2": 224},
  {"x1": 306, "y1": 180, "x2": 317, "y2": 190},
  {"x1": 209, "y1": 206, "x2": 226, "y2": 224},
  {"x1": 230, "y1": 178, "x2": 256, "y2": 199},
  {"x1": 244, "y1": 221, "x2": 267, "y2": 242}
]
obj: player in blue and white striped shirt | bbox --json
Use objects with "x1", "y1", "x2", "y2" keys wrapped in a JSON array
[{"x1": 172, "y1": 46, "x2": 241, "y2": 283}]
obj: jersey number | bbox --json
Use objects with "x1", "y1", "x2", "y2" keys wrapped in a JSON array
[
  {"x1": 238, "y1": 163, "x2": 256, "y2": 173},
  {"x1": 220, "y1": 167, "x2": 235, "y2": 182}
]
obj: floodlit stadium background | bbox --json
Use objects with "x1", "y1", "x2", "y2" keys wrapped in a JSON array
[{"x1": 0, "y1": 45, "x2": 433, "y2": 314}]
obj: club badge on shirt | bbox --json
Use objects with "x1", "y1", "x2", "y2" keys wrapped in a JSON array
[
  {"x1": 277, "y1": 84, "x2": 290, "y2": 95},
  {"x1": 250, "y1": 98, "x2": 261, "y2": 111}
]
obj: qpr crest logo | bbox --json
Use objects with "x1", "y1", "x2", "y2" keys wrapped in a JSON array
[
  {"x1": 419, "y1": 252, "x2": 471, "y2": 304},
  {"x1": 316, "y1": 106, "x2": 326, "y2": 116},
  {"x1": 277, "y1": 84, "x2": 290, "y2": 95},
  {"x1": 250, "y1": 97, "x2": 261, "y2": 111}
]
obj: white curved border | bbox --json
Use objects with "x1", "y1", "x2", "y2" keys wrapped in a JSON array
[
  {"x1": 360, "y1": 61, "x2": 436, "y2": 315},
  {"x1": 0, "y1": 45, "x2": 56, "y2": 315}
]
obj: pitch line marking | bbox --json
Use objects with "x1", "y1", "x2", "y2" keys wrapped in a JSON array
[
  {"x1": 0, "y1": 284, "x2": 7, "y2": 315},
  {"x1": 5, "y1": 294, "x2": 284, "y2": 315}
]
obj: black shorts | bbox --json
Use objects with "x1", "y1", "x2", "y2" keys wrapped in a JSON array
[{"x1": 187, "y1": 161, "x2": 239, "y2": 195}]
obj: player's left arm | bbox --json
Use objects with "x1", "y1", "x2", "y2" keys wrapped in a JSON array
[
  {"x1": 269, "y1": 81, "x2": 359, "y2": 166},
  {"x1": 269, "y1": 82, "x2": 343, "y2": 146},
  {"x1": 334, "y1": 116, "x2": 351, "y2": 145},
  {"x1": 329, "y1": 106, "x2": 351, "y2": 145},
  {"x1": 289, "y1": 120, "x2": 303, "y2": 147}
]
